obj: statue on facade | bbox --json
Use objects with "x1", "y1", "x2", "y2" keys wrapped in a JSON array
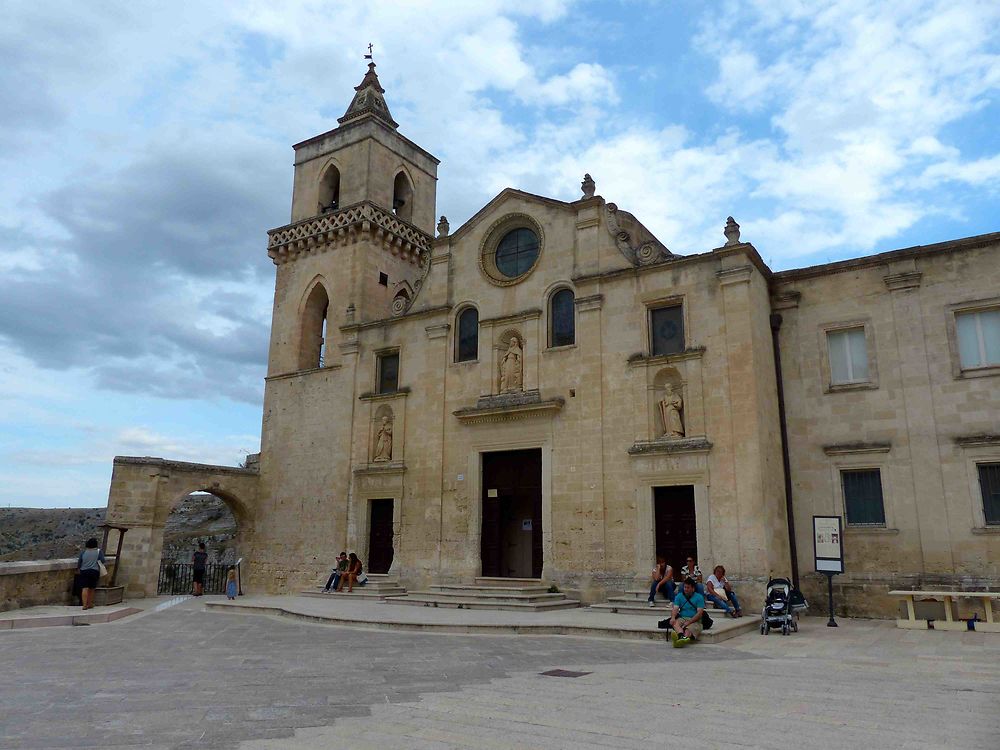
[
  {"x1": 658, "y1": 385, "x2": 685, "y2": 438},
  {"x1": 373, "y1": 415, "x2": 393, "y2": 461},
  {"x1": 499, "y1": 336, "x2": 523, "y2": 393}
]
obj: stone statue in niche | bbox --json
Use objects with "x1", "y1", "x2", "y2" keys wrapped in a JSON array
[
  {"x1": 373, "y1": 415, "x2": 393, "y2": 462},
  {"x1": 499, "y1": 336, "x2": 524, "y2": 393},
  {"x1": 658, "y1": 384, "x2": 685, "y2": 438}
]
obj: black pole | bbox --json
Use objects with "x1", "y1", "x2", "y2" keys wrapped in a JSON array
[
  {"x1": 826, "y1": 572, "x2": 838, "y2": 627},
  {"x1": 770, "y1": 313, "x2": 800, "y2": 588}
]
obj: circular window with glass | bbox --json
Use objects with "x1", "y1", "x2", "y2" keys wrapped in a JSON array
[
  {"x1": 479, "y1": 214, "x2": 544, "y2": 285},
  {"x1": 495, "y1": 228, "x2": 539, "y2": 278}
]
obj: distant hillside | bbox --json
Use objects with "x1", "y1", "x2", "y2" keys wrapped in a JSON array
[{"x1": 0, "y1": 494, "x2": 239, "y2": 564}]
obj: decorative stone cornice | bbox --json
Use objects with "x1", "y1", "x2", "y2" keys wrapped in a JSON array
[
  {"x1": 883, "y1": 271, "x2": 922, "y2": 291},
  {"x1": 717, "y1": 265, "x2": 754, "y2": 286},
  {"x1": 628, "y1": 437, "x2": 713, "y2": 456},
  {"x1": 822, "y1": 442, "x2": 892, "y2": 455},
  {"x1": 359, "y1": 387, "x2": 410, "y2": 402},
  {"x1": 479, "y1": 308, "x2": 543, "y2": 326},
  {"x1": 954, "y1": 434, "x2": 1000, "y2": 448},
  {"x1": 353, "y1": 461, "x2": 406, "y2": 476},
  {"x1": 267, "y1": 200, "x2": 432, "y2": 266},
  {"x1": 454, "y1": 390, "x2": 564, "y2": 424},
  {"x1": 771, "y1": 291, "x2": 802, "y2": 311},
  {"x1": 425, "y1": 323, "x2": 450, "y2": 340},
  {"x1": 627, "y1": 347, "x2": 706, "y2": 368},
  {"x1": 574, "y1": 294, "x2": 604, "y2": 312}
]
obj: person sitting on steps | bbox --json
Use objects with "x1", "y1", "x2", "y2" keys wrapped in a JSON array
[
  {"x1": 669, "y1": 577, "x2": 706, "y2": 648},
  {"x1": 646, "y1": 555, "x2": 675, "y2": 607},
  {"x1": 705, "y1": 564, "x2": 742, "y2": 618},
  {"x1": 336, "y1": 552, "x2": 364, "y2": 593},
  {"x1": 323, "y1": 552, "x2": 348, "y2": 592}
]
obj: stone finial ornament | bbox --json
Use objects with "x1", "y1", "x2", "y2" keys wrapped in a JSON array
[
  {"x1": 437, "y1": 215, "x2": 450, "y2": 237},
  {"x1": 724, "y1": 216, "x2": 741, "y2": 246},
  {"x1": 345, "y1": 303, "x2": 356, "y2": 325},
  {"x1": 581, "y1": 173, "x2": 596, "y2": 199}
]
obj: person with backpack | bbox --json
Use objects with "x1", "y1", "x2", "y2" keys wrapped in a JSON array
[{"x1": 669, "y1": 577, "x2": 706, "y2": 647}]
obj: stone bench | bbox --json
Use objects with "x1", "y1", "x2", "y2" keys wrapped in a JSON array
[{"x1": 889, "y1": 590, "x2": 1000, "y2": 632}]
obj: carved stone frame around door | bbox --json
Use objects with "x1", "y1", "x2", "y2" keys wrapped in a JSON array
[
  {"x1": 349, "y1": 463, "x2": 404, "y2": 577},
  {"x1": 462, "y1": 421, "x2": 553, "y2": 581}
]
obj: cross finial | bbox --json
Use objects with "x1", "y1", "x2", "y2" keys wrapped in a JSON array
[{"x1": 364, "y1": 43, "x2": 374, "y2": 61}]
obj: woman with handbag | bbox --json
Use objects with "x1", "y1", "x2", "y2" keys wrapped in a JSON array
[
  {"x1": 336, "y1": 552, "x2": 364, "y2": 593},
  {"x1": 77, "y1": 537, "x2": 106, "y2": 610}
]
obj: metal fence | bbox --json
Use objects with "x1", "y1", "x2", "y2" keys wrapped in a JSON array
[{"x1": 157, "y1": 561, "x2": 232, "y2": 595}]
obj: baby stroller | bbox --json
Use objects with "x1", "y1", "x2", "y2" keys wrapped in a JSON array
[{"x1": 760, "y1": 577, "x2": 808, "y2": 636}]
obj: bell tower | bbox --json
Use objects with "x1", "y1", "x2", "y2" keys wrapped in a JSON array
[
  {"x1": 264, "y1": 63, "x2": 440, "y2": 377},
  {"x1": 287, "y1": 62, "x2": 439, "y2": 234}
]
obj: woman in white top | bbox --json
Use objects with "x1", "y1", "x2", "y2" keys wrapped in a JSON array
[{"x1": 705, "y1": 565, "x2": 742, "y2": 618}]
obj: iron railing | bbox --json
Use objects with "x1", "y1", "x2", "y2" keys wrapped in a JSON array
[{"x1": 157, "y1": 561, "x2": 232, "y2": 595}]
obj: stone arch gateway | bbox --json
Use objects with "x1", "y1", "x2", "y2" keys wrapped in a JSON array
[{"x1": 105, "y1": 457, "x2": 259, "y2": 597}]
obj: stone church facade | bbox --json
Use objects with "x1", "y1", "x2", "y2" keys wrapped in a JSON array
[{"x1": 106, "y1": 65, "x2": 999, "y2": 615}]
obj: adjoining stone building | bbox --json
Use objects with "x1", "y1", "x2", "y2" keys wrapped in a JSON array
[{"x1": 105, "y1": 64, "x2": 999, "y2": 615}]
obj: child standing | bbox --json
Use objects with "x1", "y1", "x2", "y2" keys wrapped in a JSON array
[{"x1": 225, "y1": 568, "x2": 238, "y2": 600}]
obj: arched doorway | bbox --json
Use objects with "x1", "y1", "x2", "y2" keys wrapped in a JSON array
[{"x1": 156, "y1": 491, "x2": 243, "y2": 595}]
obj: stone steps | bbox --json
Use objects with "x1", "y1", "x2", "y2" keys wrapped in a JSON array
[
  {"x1": 386, "y1": 578, "x2": 580, "y2": 612},
  {"x1": 589, "y1": 600, "x2": 736, "y2": 617},
  {"x1": 385, "y1": 595, "x2": 580, "y2": 612},
  {"x1": 301, "y1": 573, "x2": 407, "y2": 601}
]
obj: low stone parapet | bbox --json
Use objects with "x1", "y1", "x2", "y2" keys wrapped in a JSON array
[{"x1": 0, "y1": 558, "x2": 78, "y2": 612}]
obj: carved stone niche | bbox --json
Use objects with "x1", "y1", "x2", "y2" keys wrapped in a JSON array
[
  {"x1": 495, "y1": 328, "x2": 525, "y2": 395},
  {"x1": 650, "y1": 367, "x2": 686, "y2": 439},
  {"x1": 371, "y1": 404, "x2": 396, "y2": 463}
]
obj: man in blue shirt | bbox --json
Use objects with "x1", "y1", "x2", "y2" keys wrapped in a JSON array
[{"x1": 670, "y1": 577, "x2": 705, "y2": 647}]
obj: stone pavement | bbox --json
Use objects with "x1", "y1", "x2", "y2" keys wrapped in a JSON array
[{"x1": 0, "y1": 596, "x2": 997, "y2": 749}]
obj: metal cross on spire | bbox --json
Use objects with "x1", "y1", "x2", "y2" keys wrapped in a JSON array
[{"x1": 364, "y1": 43, "x2": 374, "y2": 61}]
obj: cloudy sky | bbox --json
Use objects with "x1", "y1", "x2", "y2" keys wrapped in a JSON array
[{"x1": 1, "y1": 1, "x2": 998, "y2": 508}]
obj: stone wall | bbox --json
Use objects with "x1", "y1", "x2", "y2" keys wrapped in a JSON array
[{"x1": 0, "y1": 559, "x2": 78, "y2": 612}]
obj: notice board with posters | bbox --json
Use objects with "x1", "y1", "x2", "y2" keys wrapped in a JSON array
[{"x1": 813, "y1": 515, "x2": 844, "y2": 573}]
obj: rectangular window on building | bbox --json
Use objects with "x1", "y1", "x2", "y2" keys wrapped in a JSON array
[
  {"x1": 956, "y1": 309, "x2": 1000, "y2": 370},
  {"x1": 979, "y1": 463, "x2": 1000, "y2": 526},
  {"x1": 827, "y1": 327, "x2": 869, "y2": 384},
  {"x1": 376, "y1": 351, "x2": 399, "y2": 394},
  {"x1": 649, "y1": 304, "x2": 684, "y2": 356},
  {"x1": 841, "y1": 469, "x2": 886, "y2": 526}
]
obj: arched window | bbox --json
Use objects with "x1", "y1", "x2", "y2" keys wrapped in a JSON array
[
  {"x1": 392, "y1": 171, "x2": 413, "y2": 222},
  {"x1": 299, "y1": 283, "x2": 330, "y2": 369},
  {"x1": 549, "y1": 288, "x2": 575, "y2": 347},
  {"x1": 318, "y1": 164, "x2": 340, "y2": 214},
  {"x1": 456, "y1": 307, "x2": 479, "y2": 362}
]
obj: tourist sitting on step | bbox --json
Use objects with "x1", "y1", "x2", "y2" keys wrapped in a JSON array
[
  {"x1": 705, "y1": 565, "x2": 742, "y2": 618},
  {"x1": 335, "y1": 553, "x2": 366, "y2": 593},
  {"x1": 680, "y1": 557, "x2": 703, "y2": 587},
  {"x1": 669, "y1": 577, "x2": 706, "y2": 647},
  {"x1": 323, "y1": 552, "x2": 348, "y2": 592},
  {"x1": 647, "y1": 556, "x2": 675, "y2": 607}
]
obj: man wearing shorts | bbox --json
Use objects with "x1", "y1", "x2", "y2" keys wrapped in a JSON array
[
  {"x1": 670, "y1": 577, "x2": 705, "y2": 647},
  {"x1": 192, "y1": 542, "x2": 208, "y2": 596}
]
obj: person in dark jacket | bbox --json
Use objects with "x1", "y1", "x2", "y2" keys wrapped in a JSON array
[
  {"x1": 192, "y1": 543, "x2": 208, "y2": 596},
  {"x1": 77, "y1": 538, "x2": 106, "y2": 610}
]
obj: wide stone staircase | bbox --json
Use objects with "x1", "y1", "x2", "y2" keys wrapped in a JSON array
[
  {"x1": 301, "y1": 572, "x2": 407, "y2": 601},
  {"x1": 589, "y1": 585, "x2": 734, "y2": 617},
  {"x1": 385, "y1": 577, "x2": 580, "y2": 612}
]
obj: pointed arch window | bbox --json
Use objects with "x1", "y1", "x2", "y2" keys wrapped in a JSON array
[
  {"x1": 392, "y1": 171, "x2": 413, "y2": 222},
  {"x1": 299, "y1": 284, "x2": 330, "y2": 370},
  {"x1": 549, "y1": 288, "x2": 575, "y2": 347},
  {"x1": 456, "y1": 307, "x2": 479, "y2": 362},
  {"x1": 318, "y1": 165, "x2": 340, "y2": 214}
]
